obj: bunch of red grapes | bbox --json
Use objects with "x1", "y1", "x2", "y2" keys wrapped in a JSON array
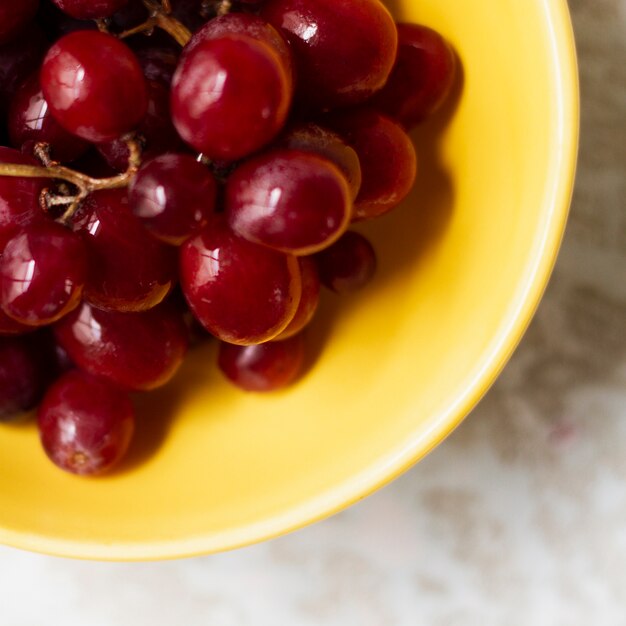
[{"x1": 0, "y1": 0, "x2": 455, "y2": 475}]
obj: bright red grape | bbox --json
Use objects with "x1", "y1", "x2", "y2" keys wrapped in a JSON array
[
  {"x1": 218, "y1": 332, "x2": 305, "y2": 391},
  {"x1": 261, "y1": 0, "x2": 397, "y2": 110},
  {"x1": 0, "y1": 336, "x2": 45, "y2": 420},
  {"x1": 171, "y1": 34, "x2": 292, "y2": 161},
  {"x1": 0, "y1": 221, "x2": 86, "y2": 326},
  {"x1": 129, "y1": 153, "x2": 217, "y2": 245},
  {"x1": 180, "y1": 216, "x2": 301, "y2": 345},
  {"x1": 54, "y1": 301, "x2": 189, "y2": 391},
  {"x1": 73, "y1": 189, "x2": 177, "y2": 313},
  {"x1": 0, "y1": 147, "x2": 45, "y2": 249},
  {"x1": 325, "y1": 109, "x2": 417, "y2": 220},
  {"x1": 51, "y1": 0, "x2": 130, "y2": 20},
  {"x1": 0, "y1": 1, "x2": 39, "y2": 45},
  {"x1": 314, "y1": 231, "x2": 377, "y2": 293},
  {"x1": 41, "y1": 31, "x2": 148, "y2": 142},
  {"x1": 38, "y1": 370, "x2": 134, "y2": 476},
  {"x1": 275, "y1": 257, "x2": 319, "y2": 340},
  {"x1": 226, "y1": 149, "x2": 351, "y2": 255},
  {"x1": 278, "y1": 123, "x2": 362, "y2": 200},
  {"x1": 371, "y1": 23, "x2": 456, "y2": 128},
  {"x1": 8, "y1": 72, "x2": 89, "y2": 163}
]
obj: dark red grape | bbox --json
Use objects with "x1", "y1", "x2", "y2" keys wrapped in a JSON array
[
  {"x1": 8, "y1": 72, "x2": 89, "y2": 163},
  {"x1": 0, "y1": 336, "x2": 45, "y2": 420},
  {"x1": 51, "y1": 0, "x2": 130, "y2": 20},
  {"x1": 218, "y1": 332, "x2": 305, "y2": 391},
  {"x1": 73, "y1": 189, "x2": 177, "y2": 313},
  {"x1": 314, "y1": 231, "x2": 376, "y2": 293},
  {"x1": 275, "y1": 256, "x2": 319, "y2": 340},
  {"x1": 38, "y1": 370, "x2": 134, "y2": 475},
  {"x1": 97, "y1": 78, "x2": 184, "y2": 172},
  {"x1": 41, "y1": 31, "x2": 148, "y2": 142},
  {"x1": 135, "y1": 46, "x2": 179, "y2": 85},
  {"x1": 0, "y1": 221, "x2": 86, "y2": 326},
  {"x1": 325, "y1": 109, "x2": 417, "y2": 220},
  {"x1": 129, "y1": 153, "x2": 217, "y2": 245},
  {"x1": 0, "y1": 24, "x2": 48, "y2": 115},
  {"x1": 180, "y1": 216, "x2": 301, "y2": 345},
  {"x1": 0, "y1": 147, "x2": 45, "y2": 249},
  {"x1": 226, "y1": 149, "x2": 351, "y2": 255},
  {"x1": 0, "y1": 1, "x2": 39, "y2": 45},
  {"x1": 371, "y1": 23, "x2": 456, "y2": 128},
  {"x1": 184, "y1": 13, "x2": 293, "y2": 83},
  {"x1": 54, "y1": 301, "x2": 188, "y2": 391},
  {"x1": 261, "y1": 0, "x2": 397, "y2": 110},
  {"x1": 171, "y1": 34, "x2": 292, "y2": 160},
  {"x1": 278, "y1": 123, "x2": 362, "y2": 200}
]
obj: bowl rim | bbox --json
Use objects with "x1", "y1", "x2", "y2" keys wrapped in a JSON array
[{"x1": 2, "y1": 0, "x2": 579, "y2": 561}]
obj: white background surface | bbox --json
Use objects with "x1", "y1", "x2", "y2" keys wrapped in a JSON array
[{"x1": 1, "y1": 1, "x2": 625, "y2": 624}]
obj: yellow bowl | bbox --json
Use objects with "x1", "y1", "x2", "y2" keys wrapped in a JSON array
[{"x1": 0, "y1": 0, "x2": 578, "y2": 560}]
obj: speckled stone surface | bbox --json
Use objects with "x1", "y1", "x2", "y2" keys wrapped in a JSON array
[{"x1": 0, "y1": 2, "x2": 624, "y2": 624}]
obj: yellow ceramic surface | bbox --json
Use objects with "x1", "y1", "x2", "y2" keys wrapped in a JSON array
[{"x1": 0, "y1": 0, "x2": 578, "y2": 560}]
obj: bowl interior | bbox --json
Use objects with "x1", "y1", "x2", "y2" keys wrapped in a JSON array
[{"x1": 0, "y1": 0, "x2": 577, "y2": 559}]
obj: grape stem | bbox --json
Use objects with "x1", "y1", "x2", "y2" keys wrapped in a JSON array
[
  {"x1": 0, "y1": 137, "x2": 142, "y2": 224},
  {"x1": 117, "y1": 0, "x2": 192, "y2": 47}
]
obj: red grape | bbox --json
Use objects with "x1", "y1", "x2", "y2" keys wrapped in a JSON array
[
  {"x1": 275, "y1": 256, "x2": 319, "y2": 340},
  {"x1": 218, "y1": 332, "x2": 305, "y2": 391},
  {"x1": 371, "y1": 24, "x2": 456, "y2": 128},
  {"x1": 41, "y1": 31, "x2": 148, "y2": 142},
  {"x1": 51, "y1": 0, "x2": 130, "y2": 20},
  {"x1": 226, "y1": 149, "x2": 351, "y2": 255},
  {"x1": 0, "y1": 1, "x2": 39, "y2": 45},
  {"x1": 0, "y1": 221, "x2": 86, "y2": 326},
  {"x1": 54, "y1": 301, "x2": 189, "y2": 391},
  {"x1": 180, "y1": 216, "x2": 301, "y2": 345},
  {"x1": 38, "y1": 370, "x2": 134, "y2": 475},
  {"x1": 278, "y1": 123, "x2": 362, "y2": 200},
  {"x1": 135, "y1": 47, "x2": 179, "y2": 85},
  {"x1": 171, "y1": 34, "x2": 292, "y2": 161},
  {"x1": 8, "y1": 72, "x2": 89, "y2": 163},
  {"x1": 314, "y1": 231, "x2": 377, "y2": 293},
  {"x1": 261, "y1": 0, "x2": 397, "y2": 110},
  {"x1": 0, "y1": 336, "x2": 45, "y2": 420},
  {"x1": 129, "y1": 153, "x2": 217, "y2": 245},
  {"x1": 325, "y1": 109, "x2": 417, "y2": 220},
  {"x1": 73, "y1": 189, "x2": 177, "y2": 313},
  {"x1": 0, "y1": 147, "x2": 45, "y2": 249}
]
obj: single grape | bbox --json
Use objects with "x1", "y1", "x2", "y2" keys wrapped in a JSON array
[
  {"x1": 275, "y1": 257, "x2": 319, "y2": 340},
  {"x1": 0, "y1": 147, "x2": 45, "y2": 249},
  {"x1": 371, "y1": 24, "x2": 456, "y2": 128},
  {"x1": 314, "y1": 231, "x2": 377, "y2": 293},
  {"x1": 171, "y1": 34, "x2": 292, "y2": 161},
  {"x1": 278, "y1": 123, "x2": 362, "y2": 200},
  {"x1": 8, "y1": 72, "x2": 89, "y2": 163},
  {"x1": 325, "y1": 109, "x2": 417, "y2": 220},
  {"x1": 97, "y1": 79, "x2": 185, "y2": 172},
  {"x1": 0, "y1": 221, "x2": 86, "y2": 326},
  {"x1": 218, "y1": 332, "x2": 305, "y2": 391},
  {"x1": 0, "y1": 336, "x2": 45, "y2": 421},
  {"x1": 73, "y1": 189, "x2": 177, "y2": 313},
  {"x1": 135, "y1": 46, "x2": 179, "y2": 84},
  {"x1": 0, "y1": 1, "x2": 39, "y2": 45},
  {"x1": 184, "y1": 13, "x2": 293, "y2": 83},
  {"x1": 38, "y1": 370, "x2": 134, "y2": 476},
  {"x1": 261, "y1": 0, "x2": 397, "y2": 110},
  {"x1": 41, "y1": 31, "x2": 148, "y2": 142},
  {"x1": 50, "y1": 0, "x2": 130, "y2": 20},
  {"x1": 0, "y1": 24, "x2": 48, "y2": 116},
  {"x1": 129, "y1": 153, "x2": 217, "y2": 245},
  {"x1": 226, "y1": 149, "x2": 351, "y2": 255},
  {"x1": 180, "y1": 216, "x2": 301, "y2": 345},
  {"x1": 54, "y1": 301, "x2": 189, "y2": 391}
]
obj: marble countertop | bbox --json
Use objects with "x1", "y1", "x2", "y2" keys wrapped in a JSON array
[{"x1": 1, "y1": 1, "x2": 624, "y2": 624}]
